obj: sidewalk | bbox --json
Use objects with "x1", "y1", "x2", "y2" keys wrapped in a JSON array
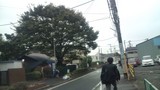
[
  {"x1": 93, "y1": 65, "x2": 138, "y2": 90},
  {"x1": 93, "y1": 75, "x2": 137, "y2": 90},
  {"x1": 117, "y1": 75, "x2": 137, "y2": 90},
  {"x1": 117, "y1": 65, "x2": 137, "y2": 90}
]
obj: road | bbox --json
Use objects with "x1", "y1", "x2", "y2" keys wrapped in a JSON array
[
  {"x1": 46, "y1": 69, "x2": 101, "y2": 90},
  {"x1": 134, "y1": 64, "x2": 160, "y2": 89}
]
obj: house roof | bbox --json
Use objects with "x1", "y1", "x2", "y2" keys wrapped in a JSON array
[
  {"x1": 126, "y1": 47, "x2": 137, "y2": 51},
  {"x1": 136, "y1": 35, "x2": 160, "y2": 46},
  {"x1": 26, "y1": 53, "x2": 55, "y2": 63},
  {"x1": 19, "y1": 53, "x2": 55, "y2": 70}
]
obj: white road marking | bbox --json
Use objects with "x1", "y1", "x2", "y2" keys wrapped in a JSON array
[
  {"x1": 91, "y1": 82, "x2": 102, "y2": 90},
  {"x1": 46, "y1": 70, "x2": 99, "y2": 90}
]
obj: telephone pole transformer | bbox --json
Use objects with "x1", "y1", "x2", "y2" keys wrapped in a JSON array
[{"x1": 107, "y1": 0, "x2": 127, "y2": 77}]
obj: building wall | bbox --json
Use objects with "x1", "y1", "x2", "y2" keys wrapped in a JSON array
[
  {"x1": 137, "y1": 36, "x2": 160, "y2": 60},
  {"x1": 0, "y1": 61, "x2": 25, "y2": 85},
  {"x1": 90, "y1": 55, "x2": 99, "y2": 62},
  {"x1": 8, "y1": 68, "x2": 25, "y2": 85},
  {"x1": 0, "y1": 61, "x2": 23, "y2": 71},
  {"x1": 127, "y1": 53, "x2": 138, "y2": 58}
]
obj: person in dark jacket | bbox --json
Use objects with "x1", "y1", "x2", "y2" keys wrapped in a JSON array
[{"x1": 101, "y1": 57, "x2": 120, "y2": 90}]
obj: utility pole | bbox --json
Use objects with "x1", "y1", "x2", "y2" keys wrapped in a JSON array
[
  {"x1": 54, "y1": 39, "x2": 56, "y2": 59},
  {"x1": 98, "y1": 47, "x2": 100, "y2": 62},
  {"x1": 108, "y1": 44, "x2": 112, "y2": 53},
  {"x1": 124, "y1": 40, "x2": 126, "y2": 51},
  {"x1": 51, "y1": 32, "x2": 56, "y2": 60},
  {"x1": 107, "y1": 0, "x2": 127, "y2": 77},
  {"x1": 128, "y1": 40, "x2": 132, "y2": 47}
]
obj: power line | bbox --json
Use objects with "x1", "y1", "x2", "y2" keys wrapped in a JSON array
[
  {"x1": 71, "y1": 0, "x2": 94, "y2": 9},
  {"x1": 0, "y1": 5, "x2": 25, "y2": 9},
  {"x1": 0, "y1": 22, "x2": 18, "y2": 26},
  {"x1": 0, "y1": 17, "x2": 109, "y2": 26},
  {"x1": 96, "y1": 37, "x2": 116, "y2": 42},
  {"x1": 0, "y1": 0, "x2": 95, "y2": 9},
  {"x1": 84, "y1": 0, "x2": 95, "y2": 13},
  {"x1": 88, "y1": 17, "x2": 109, "y2": 22},
  {"x1": 83, "y1": 13, "x2": 108, "y2": 14},
  {"x1": 0, "y1": 17, "x2": 108, "y2": 26},
  {"x1": 0, "y1": 0, "x2": 95, "y2": 27}
]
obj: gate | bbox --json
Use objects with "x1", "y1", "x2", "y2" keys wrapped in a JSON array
[{"x1": 0, "y1": 71, "x2": 8, "y2": 85}]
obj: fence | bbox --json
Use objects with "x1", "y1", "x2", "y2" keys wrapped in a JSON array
[
  {"x1": 0, "y1": 68, "x2": 25, "y2": 85},
  {"x1": 144, "y1": 79, "x2": 159, "y2": 90},
  {"x1": 128, "y1": 64, "x2": 135, "y2": 78},
  {"x1": 0, "y1": 71, "x2": 8, "y2": 85}
]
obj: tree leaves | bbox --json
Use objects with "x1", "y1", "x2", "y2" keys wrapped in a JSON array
[{"x1": 5, "y1": 4, "x2": 99, "y2": 65}]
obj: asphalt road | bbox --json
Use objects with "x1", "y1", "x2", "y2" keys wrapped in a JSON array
[
  {"x1": 134, "y1": 64, "x2": 160, "y2": 89},
  {"x1": 46, "y1": 69, "x2": 101, "y2": 90}
]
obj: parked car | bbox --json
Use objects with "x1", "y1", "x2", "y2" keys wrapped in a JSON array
[
  {"x1": 142, "y1": 55, "x2": 154, "y2": 67},
  {"x1": 135, "y1": 57, "x2": 141, "y2": 65},
  {"x1": 128, "y1": 58, "x2": 138, "y2": 67},
  {"x1": 154, "y1": 55, "x2": 160, "y2": 65}
]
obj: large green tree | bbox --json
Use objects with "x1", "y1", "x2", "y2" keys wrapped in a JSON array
[
  {"x1": 13, "y1": 4, "x2": 99, "y2": 65},
  {"x1": 0, "y1": 34, "x2": 28, "y2": 61}
]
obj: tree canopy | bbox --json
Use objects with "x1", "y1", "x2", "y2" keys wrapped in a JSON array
[
  {"x1": 0, "y1": 34, "x2": 28, "y2": 61},
  {"x1": 8, "y1": 4, "x2": 99, "y2": 65}
]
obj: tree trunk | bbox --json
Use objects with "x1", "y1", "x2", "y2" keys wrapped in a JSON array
[{"x1": 56, "y1": 57, "x2": 65, "y2": 66}]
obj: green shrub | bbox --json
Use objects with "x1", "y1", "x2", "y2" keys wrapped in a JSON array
[
  {"x1": 26, "y1": 71, "x2": 41, "y2": 80},
  {"x1": 43, "y1": 66, "x2": 53, "y2": 78},
  {"x1": 80, "y1": 58, "x2": 88, "y2": 69},
  {"x1": 72, "y1": 68, "x2": 88, "y2": 74}
]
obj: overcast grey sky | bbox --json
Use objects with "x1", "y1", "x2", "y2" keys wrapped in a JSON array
[{"x1": 0, "y1": 0, "x2": 160, "y2": 55}]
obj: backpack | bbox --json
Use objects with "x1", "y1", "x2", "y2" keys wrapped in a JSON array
[
  {"x1": 101, "y1": 69, "x2": 112, "y2": 84},
  {"x1": 101, "y1": 68, "x2": 110, "y2": 84}
]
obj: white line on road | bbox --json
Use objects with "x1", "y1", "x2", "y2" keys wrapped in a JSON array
[
  {"x1": 46, "y1": 70, "x2": 100, "y2": 90},
  {"x1": 91, "y1": 82, "x2": 102, "y2": 90}
]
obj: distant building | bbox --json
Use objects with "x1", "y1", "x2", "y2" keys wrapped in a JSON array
[
  {"x1": 90, "y1": 54, "x2": 99, "y2": 62},
  {"x1": 90, "y1": 52, "x2": 120, "y2": 64},
  {"x1": 125, "y1": 47, "x2": 138, "y2": 58},
  {"x1": 136, "y1": 35, "x2": 160, "y2": 60}
]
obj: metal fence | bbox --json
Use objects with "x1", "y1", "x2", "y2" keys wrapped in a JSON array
[{"x1": 144, "y1": 79, "x2": 159, "y2": 90}]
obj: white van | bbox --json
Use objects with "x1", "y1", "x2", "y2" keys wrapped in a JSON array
[
  {"x1": 142, "y1": 55, "x2": 154, "y2": 66},
  {"x1": 155, "y1": 55, "x2": 160, "y2": 65}
]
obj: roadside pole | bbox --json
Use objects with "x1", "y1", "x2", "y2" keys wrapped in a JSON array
[{"x1": 107, "y1": 0, "x2": 127, "y2": 78}]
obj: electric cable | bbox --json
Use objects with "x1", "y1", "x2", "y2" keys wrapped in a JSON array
[
  {"x1": 96, "y1": 37, "x2": 116, "y2": 42},
  {"x1": 0, "y1": 22, "x2": 18, "y2": 26},
  {"x1": 88, "y1": 17, "x2": 109, "y2": 23},
  {"x1": 71, "y1": 0, "x2": 94, "y2": 9}
]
